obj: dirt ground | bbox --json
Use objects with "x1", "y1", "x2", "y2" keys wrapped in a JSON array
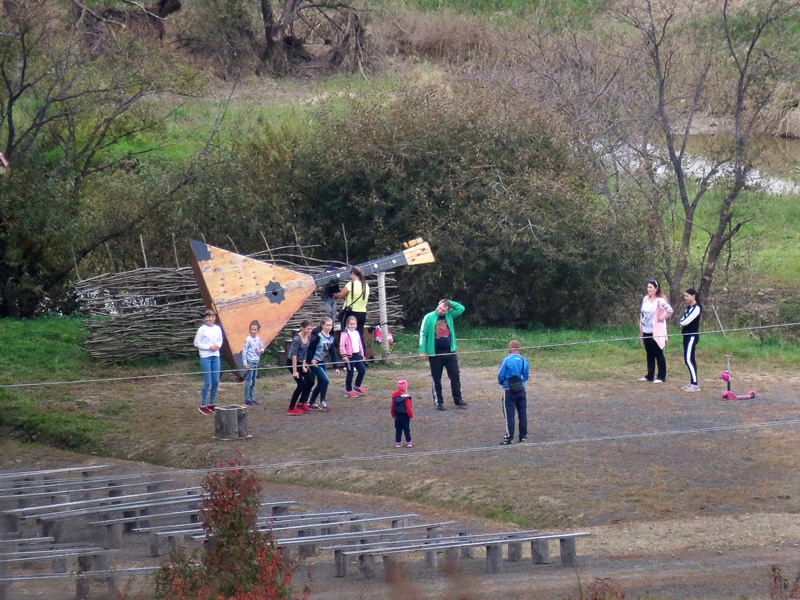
[{"x1": 4, "y1": 356, "x2": 800, "y2": 599}]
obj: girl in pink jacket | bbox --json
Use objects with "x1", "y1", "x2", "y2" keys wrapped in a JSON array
[
  {"x1": 340, "y1": 316, "x2": 367, "y2": 397},
  {"x1": 639, "y1": 279, "x2": 673, "y2": 383}
]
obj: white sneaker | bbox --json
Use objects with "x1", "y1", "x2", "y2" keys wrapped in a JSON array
[
  {"x1": 638, "y1": 376, "x2": 650, "y2": 381},
  {"x1": 686, "y1": 384, "x2": 701, "y2": 392},
  {"x1": 321, "y1": 401, "x2": 328, "y2": 410},
  {"x1": 652, "y1": 379, "x2": 664, "y2": 384}
]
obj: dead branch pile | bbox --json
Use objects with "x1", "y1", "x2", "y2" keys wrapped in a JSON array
[{"x1": 75, "y1": 245, "x2": 402, "y2": 364}]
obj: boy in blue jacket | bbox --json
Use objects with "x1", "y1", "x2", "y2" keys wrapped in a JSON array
[{"x1": 497, "y1": 340, "x2": 529, "y2": 445}]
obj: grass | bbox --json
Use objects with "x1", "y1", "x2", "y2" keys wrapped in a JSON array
[
  {"x1": 0, "y1": 316, "x2": 88, "y2": 385},
  {"x1": 373, "y1": 0, "x2": 608, "y2": 20}
]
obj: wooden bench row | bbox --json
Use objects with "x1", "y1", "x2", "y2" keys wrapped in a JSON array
[
  {"x1": 0, "y1": 466, "x2": 108, "y2": 485},
  {"x1": 0, "y1": 565, "x2": 158, "y2": 600},
  {"x1": 0, "y1": 542, "x2": 119, "y2": 600},
  {"x1": 333, "y1": 531, "x2": 591, "y2": 578},
  {"x1": 149, "y1": 512, "x2": 418, "y2": 557},
  {"x1": 0, "y1": 478, "x2": 176, "y2": 509}
]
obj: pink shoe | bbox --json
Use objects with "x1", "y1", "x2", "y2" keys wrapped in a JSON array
[
  {"x1": 287, "y1": 408, "x2": 304, "y2": 416},
  {"x1": 297, "y1": 404, "x2": 312, "y2": 412},
  {"x1": 345, "y1": 391, "x2": 360, "y2": 397},
  {"x1": 354, "y1": 387, "x2": 367, "y2": 396},
  {"x1": 406, "y1": 441, "x2": 412, "y2": 448}
]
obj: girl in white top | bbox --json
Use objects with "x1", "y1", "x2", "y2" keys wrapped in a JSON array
[{"x1": 193, "y1": 310, "x2": 223, "y2": 414}]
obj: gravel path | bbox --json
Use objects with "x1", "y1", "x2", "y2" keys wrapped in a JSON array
[{"x1": 4, "y1": 359, "x2": 800, "y2": 599}]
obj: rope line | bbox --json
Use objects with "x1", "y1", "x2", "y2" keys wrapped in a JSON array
[
  {"x1": 177, "y1": 418, "x2": 800, "y2": 475},
  {"x1": 1, "y1": 321, "x2": 798, "y2": 390}
]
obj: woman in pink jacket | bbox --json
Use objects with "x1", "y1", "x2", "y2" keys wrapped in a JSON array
[{"x1": 639, "y1": 279, "x2": 673, "y2": 383}]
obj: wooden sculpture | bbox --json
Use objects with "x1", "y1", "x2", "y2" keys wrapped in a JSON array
[{"x1": 189, "y1": 239, "x2": 435, "y2": 374}]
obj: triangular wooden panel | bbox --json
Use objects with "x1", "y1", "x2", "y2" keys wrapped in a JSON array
[{"x1": 189, "y1": 240, "x2": 316, "y2": 373}]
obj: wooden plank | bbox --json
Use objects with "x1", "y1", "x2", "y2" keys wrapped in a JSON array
[
  {"x1": 0, "y1": 466, "x2": 107, "y2": 482},
  {"x1": 6, "y1": 486, "x2": 201, "y2": 517}
]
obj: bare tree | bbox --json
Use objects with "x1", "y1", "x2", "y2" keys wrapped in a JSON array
[
  {"x1": 522, "y1": 0, "x2": 800, "y2": 306},
  {"x1": 0, "y1": 0, "x2": 195, "y2": 316},
  {"x1": 259, "y1": 0, "x2": 367, "y2": 72}
]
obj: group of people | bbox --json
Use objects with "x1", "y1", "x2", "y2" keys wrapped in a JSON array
[
  {"x1": 638, "y1": 279, "x2": 703, "y2": 392},
  {"x1": 192, "y1": 272, "x2": 704, "y2": 444}
]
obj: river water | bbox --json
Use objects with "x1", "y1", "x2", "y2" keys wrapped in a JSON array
[{"x1": 686, "y1": 134, "x2": 800, "y2": 195}]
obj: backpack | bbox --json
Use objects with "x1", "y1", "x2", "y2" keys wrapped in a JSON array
[{"x1": 374, "y1": 326, "x2": 394, "y2": 346}]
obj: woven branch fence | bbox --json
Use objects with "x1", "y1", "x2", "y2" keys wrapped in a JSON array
[{"x1": 75, "y1": 245, "x2": 403, "y2": 364}]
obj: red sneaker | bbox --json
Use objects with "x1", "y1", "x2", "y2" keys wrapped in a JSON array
[
  {"x1": 354, "y1": 387, "x2": 366, "y2": 396},
  {"x1": 208, "y1": 405, "x2": 216, "y2": 412},
  {"x1": 198, "y1": 406, "x2": 211, "y2": 415},
  {"x1": 297, "y1": 404, "x2": 312, "y2": 413},
  {"x1": 287, "y1": 408, "x2": 304, "y2": 416},
  {"x1": 345, "y1": 391, "x2": 360, "y2": 397}
]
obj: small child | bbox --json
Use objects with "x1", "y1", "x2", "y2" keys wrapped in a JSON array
[
  {"x1": 391, "y1": 380, "x2": 414, "y2": 448},
  {"x1": 243, "y1": 320, "x2": 265, "y2": 406}
]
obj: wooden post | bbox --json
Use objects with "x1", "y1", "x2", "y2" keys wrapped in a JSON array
[
  {"x1": 377, "y1": 272, "x2": 390, "y2": 358},
  {"x1": 214, "y1": 405, "x2": 249, "y2": 440},
  {"x1": 486, "y1": 544, "x2": 503, "y2": 573},
  {"x1": 560, "y1": 537, "x2": 577, "y2": 567},
  {"x1": 359, "y1": 554, "x2": 376, "y2": 578},
  {"x1": 531, "y1": 539, "x2": 550, "y2": 564},
  {"x1": 508, "y1": 541, "x2": 523, "y2": 562},
  {"x1": 460, "y1": 531, "x2": 474, "y2": 559},
  {"x1": 334, "y1": 549, "x2": 347, "y2": 577}
]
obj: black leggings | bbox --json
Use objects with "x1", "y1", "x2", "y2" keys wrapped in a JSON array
[
  {"x1": 683, "y1": 334, "x2": 699, "y2": 385},
  {"x1": 642, "y1": 333, "x2": 666, "y2": 381},
  {"x1": 288, "y1": 367, "x2": 314, "y2": 409}
]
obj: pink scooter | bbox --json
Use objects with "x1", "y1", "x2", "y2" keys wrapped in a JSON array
[{"x1": 720, "y1": 354, "x2": 756, "y2": 400}]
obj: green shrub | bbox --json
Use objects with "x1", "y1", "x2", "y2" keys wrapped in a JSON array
[{"x1": 271, "y1": 85, "x2": 646, "y2": 327}]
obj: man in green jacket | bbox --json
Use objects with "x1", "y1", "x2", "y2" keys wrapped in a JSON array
[{"x1": 419, "y1": 299, "x2": 468, "y2": 411}]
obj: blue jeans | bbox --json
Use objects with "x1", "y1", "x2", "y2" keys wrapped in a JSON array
[
  {"x1": 345, "y1": 353, "x2": 365, "y2": 391},
  {"x1": 200, "y1": 355, "x2": 220, "y2": 406},
  {"x1": 309, "y1": 364, "x2": 330, "y2": 404},
  {"x1": 244, "y1": 360, "x2": 259, "y2": 404},
  {"x1": 324, "y1": 296, "x2": 337, "y2": 323}
]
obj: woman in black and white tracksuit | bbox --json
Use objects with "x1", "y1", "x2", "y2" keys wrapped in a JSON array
[{"x1": 680, "y1": 288, "x2": 702, "y2": 392}]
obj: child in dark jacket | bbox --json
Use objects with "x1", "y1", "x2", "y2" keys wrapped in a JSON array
[{"x1": 391, "y1": 380, "x2": 414, "y2": 448}]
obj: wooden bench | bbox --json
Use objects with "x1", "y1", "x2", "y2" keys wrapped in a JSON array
[
  {"x1": 3, "y1": 486, "x2": 201, "y2": 531},
  {"x1": 277, "y1": 521, "x2": 458, "y2": 547},
  {"x1": 322, "y1": 528, "x2": 532, "y2": 576},
  {"x1": 157, "y1": 513, "x2": 419, "y2": 559},
  {"x1": 0, "y1": 565, "x2": 158, "y2": 600},
  {"x1": 0, "y1": 466, "x2": 108, "y2": 484},
  {"x1": 0, "y1": 471, "x2": 173, "y2": 493},
  {"x1": 337, "y1": 530, "x2": 591, "y2": 578},
  {"x1": 92, "y1": 500, "x2": 297, "y2": 550},
  {"x1": 0, "y1": 537, "x2": 54, "y2": 550},
  {"x1": 0, "y1": 546, "x2": 118, "y2": 600},
  {"x1": 146, "y1": 511, "x2": 367, "y2": 557},
  {"x1": 0, "y1": 478, "x2": 176, "y2": 509},
  {"x1": 16, "y1": 491, "x2": 202, "y2": 543}
]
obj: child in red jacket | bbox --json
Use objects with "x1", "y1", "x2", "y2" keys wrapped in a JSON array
[{"x1": 391, "y1": 380, "x2": 414, "y2": 448}]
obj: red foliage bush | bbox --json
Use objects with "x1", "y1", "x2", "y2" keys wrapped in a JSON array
[{"x1": 154, "y1": 458, "x2": 305, "y2": 600}]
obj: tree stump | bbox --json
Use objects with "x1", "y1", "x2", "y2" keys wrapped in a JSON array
[{"x1": 214, "y1": 405, "x2": 250, "y2": 440}]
